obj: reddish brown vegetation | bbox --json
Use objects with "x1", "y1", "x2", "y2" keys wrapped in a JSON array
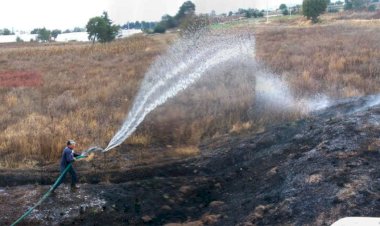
[{"x1": 0, "y1": 71, "x2": 42, "y2": 87}]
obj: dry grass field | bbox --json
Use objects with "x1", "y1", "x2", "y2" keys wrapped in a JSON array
[
  {"x1": 0, "y1": 36, "x2": 164, "y2": 167},
  {"x1": 255, "y1": 12, "x2": 380, "y2": 98},
  {"x1": 1, "y1": 12, "x2": 379, "y2": 168}
]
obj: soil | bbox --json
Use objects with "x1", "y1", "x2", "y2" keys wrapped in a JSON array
[{"x1": 1, "y1": 94, "x2": 380, "y2": 225}]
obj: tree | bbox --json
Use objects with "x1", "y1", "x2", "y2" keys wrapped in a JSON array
[
  {"x1": 175, "y1": 1, "x2": 196, "y2": 23},
  {"x1": 153, "y1": 23, "x2": 166, "y2": 33},
  {"x1": 352, "y1": 0, "x2": 370, "y2": 9},
  {"x1": 154, "y1": 1, "x2": 196, "y2": 32},
  {"x1": 38, "y1": 28, "x2": 51, "y2": 42},
  {"x1": 279, "y1": 4, "x2": 289, "y2": 15},
  {"x1": 344, "y1": 0, "x2": 353, "y2": 9},
  {"x1": 86, "y1": 11, "x2": 120, "y2": 43},
  {"x1": 3, "y1": 28, "x2": 13, "y2": 35},
  {"x1": 161, "y1": 15, "x2": 177, "y2": 29},
  {"x1": 180, "y1": 14, "x2": 210, "y2": 37},
  {"x1": 141, "y1": 21, "x2": 147, "y2": 29},
  {"x1": 344, "y1": 0, "x2": 370, "y2": 10},
  {"x1": 31, "y1": 28, "x2": 51, "y2": 41},
  {"x1": 51, "y1": 29, "x2": 61, "y2": 40},
  {"x1": 279, "y1": 4, "x2": 288, "y2": 10},
  {"x1": 134, "y1": 21, "x2": 141, "y2": 29},
  {"x1": 73, "y1": 27, "x2": 85, "y2": 32},
  {"x1": 368, "y1": 4, "x2": 376, "y2": 11},
  {"x1": 237, "y1": 8, "x2": 264, "y2": 18},
  {"x1": 31, "y1": 28, "x2": 39, "y2": 34},
  {"x1": 302, "y1": 0, "x2": 328, "y2": 23}
]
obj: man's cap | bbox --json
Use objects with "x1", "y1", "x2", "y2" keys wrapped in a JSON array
[{"x1": 67, "y1": 140, "x2": 76, "y2": 145}]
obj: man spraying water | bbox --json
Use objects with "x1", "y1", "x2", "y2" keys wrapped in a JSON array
[{"x1": 53, "y1": 140, "x2": 81, "y2": 192}]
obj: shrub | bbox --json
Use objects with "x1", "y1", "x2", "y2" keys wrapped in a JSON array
[
  {"x1": 153, "y1": 23, "x2": 166, "y2": 33},
  {"x1": 303, "y1": 0, "x2": 328, "y2": 23},
  {"x1": 368, "y1": 5, "x2": 376, "y2": 12}
]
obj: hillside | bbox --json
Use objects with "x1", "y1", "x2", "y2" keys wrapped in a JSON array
[
  {"x1": 0, "y1": 14, "x2": 379, "y2": 168},
  {"x1": 1, "y1": 11, "x2": 380, "y2": 226},
  {"x1": 1, "y1": 94, "x2": 380, "y2": 225}
]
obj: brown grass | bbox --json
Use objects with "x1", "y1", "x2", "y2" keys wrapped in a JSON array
[
  {"x1": 0, "y1": 33, "x2": 256, "y2": 168},
  {"x1": 1, "y1": 15, "x2": 379, "y2": 168},
  {"x1": 255, "y1": 20, "x2": 380, "y2": 98},
  {"x1": 0, "y1": 36, "x2": 162, "y2": 168}
]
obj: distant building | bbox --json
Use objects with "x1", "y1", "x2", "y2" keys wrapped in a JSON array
[
  {"x1": 0, "y1": 29, "x2": 142, "y2": 43},
  {"x1": 0, "y1": 33, "x2": 37, "y2": 43},
  {"x1": 327, "y1": 3, "x2": 345, "y2": 12},
  {"x1": 55, "y1": 32, "x2": 89, "y2": 42},
  {"x1": 344, "y1": 0, "x2": 380, "y2": 10}
]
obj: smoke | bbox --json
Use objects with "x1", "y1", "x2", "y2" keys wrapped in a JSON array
[
  {"x1": 364, "y1": 95, "x2": 380, "y2": 109},
  {"x1": 351, "y1": 94, "x2": 380, "y2": 113}
]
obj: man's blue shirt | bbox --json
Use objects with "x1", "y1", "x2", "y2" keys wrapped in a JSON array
[{"x1": 60, "y1": 147, "x2": 74, "y2": 171}]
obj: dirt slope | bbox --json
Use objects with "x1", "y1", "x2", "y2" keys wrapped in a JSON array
[{"x1": 1, "y1": 94, "x2": 380, "y2": 225}]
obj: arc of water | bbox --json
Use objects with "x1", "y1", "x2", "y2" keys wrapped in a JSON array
[
  {"x1": 116, "y1": 41, "x2": 225, "y2": 140},
  {"x1": 104, "y1": 41, "x2": 251, "y2": 151}
]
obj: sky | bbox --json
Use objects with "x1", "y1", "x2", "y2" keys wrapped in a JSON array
[{"x1": 0, "y1": 0, "x2": 303, "y2": 31}]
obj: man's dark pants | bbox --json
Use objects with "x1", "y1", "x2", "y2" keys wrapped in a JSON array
[{"x1": 54, "y1": 165, "x2": 77, "y2": 189}]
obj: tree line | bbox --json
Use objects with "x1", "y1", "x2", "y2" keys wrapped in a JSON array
[
  {"x1": 0, "y1": 28, "x2": 15, "y2": 35},
  {"x1": 6, "y1": 0, "x2": 378, "y2": 43},
  {"x1": 300, "y1": 0, "x2": 378, "y2": 23},
  {"x1": 121, "y1": 21, "x2": 157, "y2": 30}
]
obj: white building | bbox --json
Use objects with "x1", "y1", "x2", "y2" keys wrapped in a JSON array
[
  {"x1": 0, "y1": 29, "x2": 142, "y2": 43},
  {"x1": 0, "y1": 33, "x2": 37, "y2": 43}
]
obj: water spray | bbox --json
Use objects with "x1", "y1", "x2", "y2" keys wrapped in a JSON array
[
  {"x1": 103, "y1": 30, "x2": 255, "y2": 152},
  {"x1": 100, "y1": 27, "x2": 332, "y2": 153}
]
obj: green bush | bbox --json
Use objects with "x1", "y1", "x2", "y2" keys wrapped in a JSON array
[
  {"x1": 368, "y1": 5, "x2": 376, "y2": 12},
  {"x1": 303, "y1": 0, "x2": 328, "y2": 23},
  {"x1": 153, "y1": 23, "x2": 166, "y2": 33}
]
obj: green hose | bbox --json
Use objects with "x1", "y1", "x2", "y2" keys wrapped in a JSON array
[{"x1": 10, "y1": 155, "x2": 86, "y2": 226}]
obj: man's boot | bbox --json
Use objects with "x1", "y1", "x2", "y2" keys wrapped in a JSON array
[{"x1": 71, "y1": 184, "x2": 79, "y2": 192}]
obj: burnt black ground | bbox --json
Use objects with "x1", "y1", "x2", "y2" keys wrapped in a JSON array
[{"x1": 1, "y1": 94, "x2": 380, "y2": 226}]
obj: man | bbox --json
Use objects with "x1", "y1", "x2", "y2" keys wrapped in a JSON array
[{"x1": 54, "y1": 140, "x2": 81, "y2": 192}]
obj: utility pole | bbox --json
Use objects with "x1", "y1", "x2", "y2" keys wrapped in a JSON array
[
  {"x1": 289, "y1": 0, "x2": 292, "y2": 17},
  {"x1": 266, "y1": 0, "x2": 269, "y2": 23}
]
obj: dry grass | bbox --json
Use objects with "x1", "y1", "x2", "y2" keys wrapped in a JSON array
[
  {"x1": 255, "y1": 18, "x2": 380, "y2": 98},
  {"x1": 0, "y1": 36, "x2": 163, "y2": 168},
  {"x1": 0, "y1": 33, "x2": 256, "y2": 168},
  {"x1": 166, "y1": 146, "x2": 200, "y2": 158},
  {"x1": 1, "y1": 15, "x2": 379, "y2": 168}
]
